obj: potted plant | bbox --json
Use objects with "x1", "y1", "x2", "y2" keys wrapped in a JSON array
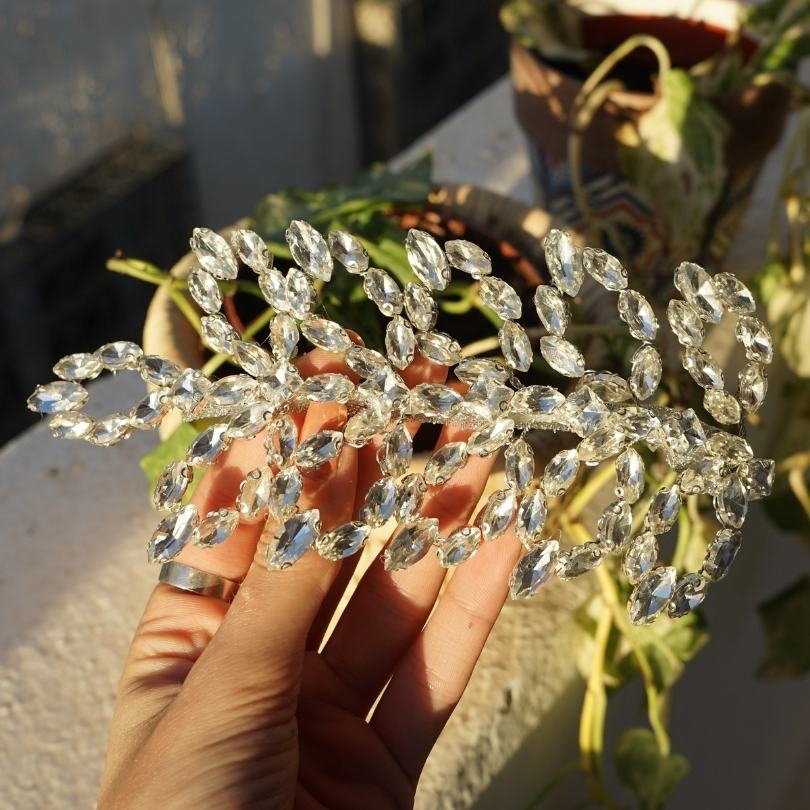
[{"x1": 501, "y1": 0, "x2": 809, "y2": 285}]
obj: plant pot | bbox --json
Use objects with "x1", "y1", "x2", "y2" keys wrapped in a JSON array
[{"x1": 509, "y1": 10, "x2": 790, "y2": 279}]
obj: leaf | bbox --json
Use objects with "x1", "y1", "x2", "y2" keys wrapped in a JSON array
[
  {"x1": 758, "y1": 575, "x2": 810, "y2": 677},
  {"x1": 614, "y1": 728, "x2": 690, "y2": 810},
  {"x1": 499, "y1": 0, "x2": 591, "y2": 62},
  {"x1": 617, "y1": 69, "x2": 729, "y2": 262},
  {"x1": 139, "y1": 422, "x2": 200, "y2": 495}
]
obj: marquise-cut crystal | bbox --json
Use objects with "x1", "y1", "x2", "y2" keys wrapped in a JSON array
[
  {"x1": 561, "y1": 386, "x2": 609, "y2": 437},
  {"x1": 196, "y1": 508, "x2": 240, "y2": 548},
  {"x1": 384, "y1": 518, "x2": 439, "y2": 570},
  {"x1": 682, "y1": 347, "x2": 723, "y2": 389},
  {"x1": 701, "y1": 528, "x2": 741, "y2": 581},
  {"x1": 704, "y1": 388, "x2": 741, "y2": 425},
  {"x1": 667, "y1": 573, "x2": 707, "y2": 618},
  {"x1": 364, "y1": 267, "x2": 404, "y2": 316},
  {"x1": 505, "y1": 438, "x2": 535, "y2": 490},
  {"x1": 328, "y1": 230, "x2": 369, "y2": 274},
  {"x1": 674, "y1": 262, "x2": 723, "y2": 323},
  {"x1": 438, "y1": 526, "x2": 481, "y2": 566},
  {"x1": 269, "y1": 466, "x2": 303, "y2": 518},
  {"x1": 316, "y1": 521, "x2": 370, "y2": 561},
  {"x1": 404, "y1": 281, "x2": 438, "y2": 332},
  {"x1": 511, "y1": 385, "x2": 564, "y2": 418},
  {"x1": 457, "y1": 378, "x2": 513, "y2": 422},
  {"x1": 425, "y1": 441, "x2": 468, "y2": 485},
  {"x1": 287, "y1": 219, "x2": 333, "y2": 281},
  {"x1": 170, "y1": 369, "x2": 210, "y2": 413},
  {"x1": 227, "y1": 402, "x2": 272, "y2": 439},
  {"x1": 378, "y1": 424, "x2": 413, "y2": 477},
  {"x1": 266, "y1": 415, "x2": 297, "y2": 466},
  {"x1": 416, "y1": 330, "x2": 461, "y2": 365},
  {"x1": 557, "y1": 542, "x2": 603, "y2": 578},
  {"x1": 499, "y1": 320, "x2": 532, "y2": 372},
  {"x1": 233, "y1": 341, "x2": 275, "y2": 378},
  {"x1": 231, "y1": 228, "x2": 271, "y2": 273},
  {"x1": 266, "y1": 509, "x2": 321, "y2": 569},
  {"x1": 622, "y1": 531, "x2": 658, "y2": 584},
  {"x1": 597, "y1": 499, "x2": 632, "y2": 550},
  {"x1": 646, "y1": 485, "x2": 681, "y2": 534},
  {"x1": 188, "y1": 267, "x2": 222, "y2": 314},
  {"x1": 715, "y1": 473, "x2": 747, "y2": 528},
  {"x1": 300, "y1": 317, "x2": 352, "y2": 354},
  {"x1": 509, "y1": 539, "x2": 560, "y2": 599},
  {"x1": 148, "y1": 504, "x2": 198, "y2": 563},
  {"x1": 628, "y1": 566, "x2": 676, "y2": 625},
  {"x1": 236, "y1": 467, "x2": 273, "y2": 521},
  {"x1": 190, "y1": 228, "x2": 238, "y2": 280},
  {"x1": 299, "y1": 373, "x2": 354, "y2": 403},
  {"x1": 713, "y1": 272, "x2": 755, "y2": 313},
  {"x1": 477, "y1": 488, "x2": 517, "y2": 541},
  {"x1": 540, "y1": 335, "x2": 585, "y2": 377},
  {"x1": 534, "y1": 285, "x2": 569, "y2": 336},
  {"x1": 395, "y1": 472, "x2": 427, "y2": 520},
  {"x1": 515, "y1": 488, "x2": 547, "y2": 548},
  {"x1": 258, "y1": 267, "x2": 289, "y2": 311},
  {"x1": 578, "y1": 425, "x2": 628, "y2": 464},
  {"x1": 89, "y1": 413, "x2": 131, "y2": 446},
  {"x1": 629, "y1": 344, "x2": 662, "y2": 400},
  {"x1": 48, "y1": 411, "x2": 94, "y2": 440},
  {"x1": 738, "y1": 362, "x2": 767, "y2": 413},
  {"x1": 736, "y1": 315, "x2": 773, "y2": 364},
  {"x1": 131, "y1": 390, "x2": 169, "y2": 429},
  {"x1": 618, "y1": 290, "x2": 658, "y2": 341},
  {"x1": 346, "y1": 346, "x2": 388, "y2": 378},
  {"x1": 615, "y1": 447, "x2": 645, "y2": 503},
  {"x1": 410, "y1": 383, "x2": 462, "y2": 420},
  {"x1": 141, "y1": 355, "x2": 182, "y2": 387},
  {"x1": 543, "y1": 448, "x2": 580, "y2": 496},
  {"x1": 27, "y1": 381, "x2": 88, "y2": 414},
  {"x1": 187, "y1": 424, "x2": 230, "y2": 465},
  {"x1": 467, "y1": 418, "x2": 514, "y2": 457},
  {"x1": 666, "y1": 300, "x2": 704, "y2": 348},
  {"x1": 743, "y1": 458, "x2": 775, "y2": 500},
  {"x1": 205, "y1": 374, "x2": 257, "y2": 409},
  {"x1": 344, "y1": 405, "x2": 388, "y2": 447},
  {"x1": 386, "y1": 316, "x2": 416, "y2": 369},
  {"x1": 294, "y1": 430, "x2": 343, "y2": 469},
  {"x1": 53, "y1": 352, "x2": 102, "y2": 382},
  {"x1": 544, "y1": 229, "x2": 583, "y2": 297},
  {"x1": 582, "y1": 247, "x2": 628, "y2": 290},
  {"x1": 360, "y1": 475, "x2": 398, "y2": 526},
  {"x1": 153, "y1": 460, "x2": 193, "y2": 511},
  {"x1": 99, "y1": 340, "x2": 142, "y2": 371},
  {"x1": 445, "y1": 239, "x2": 492, "y2": 277},
  {"x1": 286, "y1": 267, "x2": 316, "y2": 318},
  {"x1": 270, "y1": 313, "x2": 299, "y2": 359},
  {"x1": 406, "y1": 229, "x2": 450, "y2": 290},
  {"x1": 480, "y1": 276, "x2": 522, "y2": 320},
  {"x1": 201, "y1": 313, "x2": 239, "y2": 354},
  {"x1": 582, "y1": 371, "x2": 632, "y2": 403},
  {"x1": 455, "y1": 357, "x2": 510, "y2": 384}
]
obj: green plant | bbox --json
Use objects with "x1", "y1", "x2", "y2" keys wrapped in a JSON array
[{"x1": 502, "y1": 0, "x2": 810, "y2": 275}]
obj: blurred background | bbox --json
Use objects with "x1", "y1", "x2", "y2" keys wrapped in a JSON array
[{"x1": 0, "y1": 0, "x2": 507, "y2": 440}]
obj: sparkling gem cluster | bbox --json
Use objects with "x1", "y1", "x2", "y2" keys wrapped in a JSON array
[{"x1": 28, "y1": 222, "x2": 775, "y2": 624}]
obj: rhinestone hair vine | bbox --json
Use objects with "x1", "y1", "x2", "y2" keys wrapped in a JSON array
[{"x1": 27, "y1": 222, "x2": 775, "y2": 625}]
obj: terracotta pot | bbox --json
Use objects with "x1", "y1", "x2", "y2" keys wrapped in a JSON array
[{"x1": 509, "y1": 13, "x2": 790, "y2": 278}]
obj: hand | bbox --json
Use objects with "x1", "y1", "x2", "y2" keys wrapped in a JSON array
[{"x1": 98, "y1": 348, "x2": 523, "y2": 809}]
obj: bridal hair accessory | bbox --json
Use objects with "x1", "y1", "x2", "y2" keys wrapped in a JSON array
[{"x1": 28, "y1": 222, "x2": 774, "y2": 624}]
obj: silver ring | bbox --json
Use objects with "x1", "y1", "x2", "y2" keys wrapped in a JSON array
[{"x1": 158, "y1": 561, "x2": 240, "y2": 603}]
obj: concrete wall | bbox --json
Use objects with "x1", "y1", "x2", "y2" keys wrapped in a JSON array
[{"x1": 0, "y1": 0, "x2": 360, "y2": 231}]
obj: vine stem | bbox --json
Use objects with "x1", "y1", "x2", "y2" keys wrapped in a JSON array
[{"x1": 568, "y1": 34, "x2": 672, "y2": 252}]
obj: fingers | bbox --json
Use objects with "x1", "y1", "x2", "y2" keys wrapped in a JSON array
[
  {"x1": 370, "y1": 528, "x2": 523, "y2": 784},
  {"x1": 319, "y1": 420, "x2": 498, "y2": 716}
]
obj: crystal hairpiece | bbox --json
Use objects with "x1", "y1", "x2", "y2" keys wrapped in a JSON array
[{"x1": 28, "y1": 222, "x2": 775, "y2": 624}]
